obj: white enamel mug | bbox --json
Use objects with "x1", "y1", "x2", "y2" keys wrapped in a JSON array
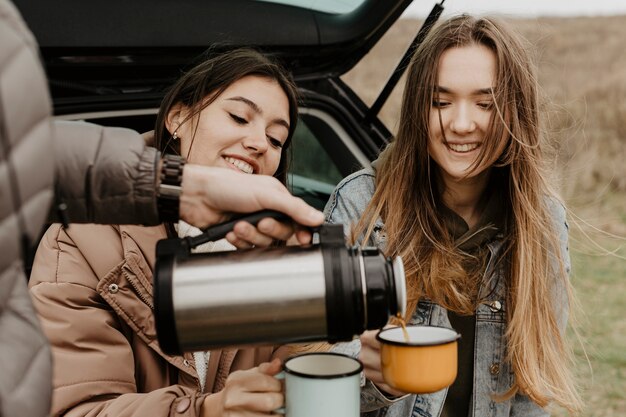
[{"x1": 274, "y1": 352, "x2": 362, "y2": 417}]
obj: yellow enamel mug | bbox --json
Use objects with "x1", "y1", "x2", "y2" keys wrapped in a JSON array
[{"x1": 376, "y1": 326, "x2": 460, "y2": 394}]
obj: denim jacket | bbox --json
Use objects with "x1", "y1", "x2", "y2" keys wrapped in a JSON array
[{"x1": 324, "y1": 168, "x2": 571, "y2": 417}]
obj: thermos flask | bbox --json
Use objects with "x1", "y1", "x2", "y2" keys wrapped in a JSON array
[{"x1": 154, "y1": 211, "x2": 406, "y2": 354}]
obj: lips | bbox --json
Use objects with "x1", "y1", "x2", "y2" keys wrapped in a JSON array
[
  {"x1": 224, "y1": 156, "x2": 255, "y2": 174},
  {"x1": 445, "y1": 142, "x2": 480, "y2": 153}
]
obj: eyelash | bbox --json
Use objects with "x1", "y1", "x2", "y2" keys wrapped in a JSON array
[
  {"x1": 268, "y1": 137, "x2": 283, "y2": 148},
  {"x1": 431, "y1": 100, "x2": 494, "y2": 110},
  {"x1": 231, "y1": 113, "x2": 283, "y2": 149},
  {"x1": 230, "y1": 113, "x2": 247, "y2": 124}
]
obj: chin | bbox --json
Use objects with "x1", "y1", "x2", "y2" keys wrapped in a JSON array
[{"x1": 443, "y1": 166, "x2": 472, "y2": 178}]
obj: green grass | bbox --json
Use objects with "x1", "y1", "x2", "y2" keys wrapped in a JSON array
[{"x1": 553, "y1": 230, "x2": 626, "y2": 416}]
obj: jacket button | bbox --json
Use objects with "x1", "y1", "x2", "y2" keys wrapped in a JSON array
[
  {"x1": 490, "y1": 363, "x2": 500, "y2": 375},
  {"x1": 488, "y1": 300, "x2": 502, "y2": 312},
  {"x1": 183, "y1": 359, "x2": 190, "y2": 367},
  {"x1": 176, "y1": 398, "x2": 191, "y2": 413},
  {"x1": 108, "y1": 283, "x2": 119, "y2": 294}
]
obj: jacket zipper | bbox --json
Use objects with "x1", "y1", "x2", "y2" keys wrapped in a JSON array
[
  {"x1": 121, "y1": 270, "x2": 201, "y2": 387},
  {"x1": 123, "y1": 269, "x2": 154, "y2": 310}
]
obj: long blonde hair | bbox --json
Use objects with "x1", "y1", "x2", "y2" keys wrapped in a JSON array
[{"x1": 352, "y1": 15, "x2": 581, "y2": 412}]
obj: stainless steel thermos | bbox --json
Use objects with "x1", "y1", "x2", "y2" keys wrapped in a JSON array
[{"x1": 154, "y1": 212, "x2": 406, "y2": 355}]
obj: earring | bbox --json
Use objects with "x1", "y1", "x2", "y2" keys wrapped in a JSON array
[{"x1": 172, "y1": 129, "x2": 179, "y2": 140}]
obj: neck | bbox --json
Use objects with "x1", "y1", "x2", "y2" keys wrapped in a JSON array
[{"x1": 440, "y1": 170, "x2": 491, "y2": 228}]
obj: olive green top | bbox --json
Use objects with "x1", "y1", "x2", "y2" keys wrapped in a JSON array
[{"x1": 440, "y1": 188, "x2": 505, "y2": 417}]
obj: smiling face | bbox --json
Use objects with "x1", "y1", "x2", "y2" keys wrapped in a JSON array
[
  {"x1": 167, "y1": 75, "x2": 290, "y2": 176},
  {"x1": 428, "y1": 44, "x2": 505, "y2": 189}
]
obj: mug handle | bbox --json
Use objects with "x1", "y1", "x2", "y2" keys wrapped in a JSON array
[{"x1": 272, "y1": 371, "x2": 286, "y2": 414}]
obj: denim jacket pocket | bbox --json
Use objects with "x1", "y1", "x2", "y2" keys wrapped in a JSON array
[{"x1": 411, "y1": 300, "x2": 434, "y2": 325}]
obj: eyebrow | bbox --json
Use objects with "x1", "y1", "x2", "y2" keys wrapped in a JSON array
[
  {"x1": 226, "y1": 96, "x2": 290, "y2": 130},
  {"x1": 435, "y1": 86, "x2": 494, "y2": 95}
]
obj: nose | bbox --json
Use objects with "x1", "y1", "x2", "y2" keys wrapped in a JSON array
[
  {"x1": 242, "y1": 127, "x2": 269, "y2": 154},
  {"x1": 449, "y1": 103, "x2": 477, "y2": 134}
]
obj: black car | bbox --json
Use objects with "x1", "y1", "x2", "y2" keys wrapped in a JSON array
[{"x1": 14, "y1": 0, "x2": 445, "y2": 210}]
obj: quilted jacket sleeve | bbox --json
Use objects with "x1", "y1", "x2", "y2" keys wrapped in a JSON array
[
  {"x1": 0, "y1": 261, "x2": 52, "y2": 417},
  {"x1": 51, "y1": 120, "x2": 161, "y2": 226},
  {"x1": 29, "y1": 224, "x2": 207, "y2": 417}
]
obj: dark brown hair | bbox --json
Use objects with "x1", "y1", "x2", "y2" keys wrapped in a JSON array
[{"x1": 155, "y1": 47, "x2": 299, "y2": 184}]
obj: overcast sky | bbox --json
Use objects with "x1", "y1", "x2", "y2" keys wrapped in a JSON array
[{"x1": 403, "y1": 0, "x2": 626, "y2": 18}]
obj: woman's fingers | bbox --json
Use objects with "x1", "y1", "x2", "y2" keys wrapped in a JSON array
[
  {"x1": 227, "y1": 369, "x2": 282, "y2": 393},
  {"x1": 359, "y1": 344, "x2": 382, "y2": 374},
  {"x1": 256, "y1": 218, "x2": 297, "y2": 242},
  {"x1": 359, "y1": 331, "x2": 382, "y2": 377},
  {"x1": 359, "y1": 348, "x2": 407, "y2": 397},
  {"x1": 292, "y1": 226, "x2": 314, "y2": 245},
  {"x1": 225, "y1": 231, "x2": 261, "y2": 249},
  {"x1": 358, "y1": 330, "x2": 405, "y2": 397},
  {"x1": 219, "y1": 364, "x2": 285, "y2": 415},
  {"x1": 227, "y1": 392, "x2": 284, "y2": 413},
  {"x1": 360, "y1": 330, "x2": 382, "y2": 351},
  {"x1": 226, "y1": 218, "x2": 299, "y2": 249},
  {"x1": 258, "y1": 358, "x2": 282, "y2": 376}
]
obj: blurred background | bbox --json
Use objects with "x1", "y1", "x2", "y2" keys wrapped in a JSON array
[{"x1": 341, "y1": 1, "x2": 626, "y2": 415}]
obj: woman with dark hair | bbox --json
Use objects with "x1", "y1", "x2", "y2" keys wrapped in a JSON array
[
  {"x1": 155, "y1": 48, "x2": 298, "y2": 188},
  {"x1": 29, "y1": 48, "x2": 300, "y2": 417},
  {"x1": 326, "y1": 15, "x2": 581, "y2": 417}
]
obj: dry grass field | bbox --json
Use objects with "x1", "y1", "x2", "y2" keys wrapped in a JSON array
[{"x1": 342, "y1": 15, "x2": 626, "y2": 416}]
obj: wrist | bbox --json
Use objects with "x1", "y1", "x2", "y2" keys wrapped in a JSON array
[
  {"x1": 201, "y1": 391, "x2": 223, "y2": 417},
  {"x1": 369, "y1": 379, "x2": 409, "y2": 402},
  {"x1": 157, "y1": 154, "x2": 186, "y2": 223}
]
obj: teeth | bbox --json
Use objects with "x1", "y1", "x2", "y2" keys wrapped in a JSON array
[
  {"x1": 447, "y1": 143, "x2": 479, "y2": 153},
  {"x1": 225, "y1": 157, "x2": 253, "y2": 174}
]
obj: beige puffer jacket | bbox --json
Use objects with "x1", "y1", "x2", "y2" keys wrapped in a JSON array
[
  {"x1": 29, "y1": 223, "x2": 290, "y2": 417},
  {"x1": 1, "y1": 1, "x2": 160, "y2": 416}
]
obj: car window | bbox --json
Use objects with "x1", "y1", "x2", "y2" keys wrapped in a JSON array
[
  {"x1": 256, "y1": 0, "x2": 365, "y2": 14},
  {"x1": 289, "y1": 121, "x2": 343, "y2": 186},
  {"x1": 288, "y1": 112, "x2": 367, "y2": 210}
]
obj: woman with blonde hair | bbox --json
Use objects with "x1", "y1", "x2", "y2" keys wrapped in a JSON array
[{"x1": 325, "y1": 15, "x2": 581, "y2": 416}]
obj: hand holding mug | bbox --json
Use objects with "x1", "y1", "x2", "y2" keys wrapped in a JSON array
[
  {"x1": 376, "y1": 325, "x2": 460, "y2": 394},
  {"x1": 201, "y1": 358, "x2": 283, "y2": 417},
  {"x1": 275, "y1": 353, "x2": 362, "y2": 417},
  {"x1": 359, "y1": 329, "x2": 407, "y2": 397}
]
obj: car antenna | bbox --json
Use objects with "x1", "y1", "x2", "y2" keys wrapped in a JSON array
[{"x1": 365, "y1": 0, "x2": 445, "y2": 124}]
